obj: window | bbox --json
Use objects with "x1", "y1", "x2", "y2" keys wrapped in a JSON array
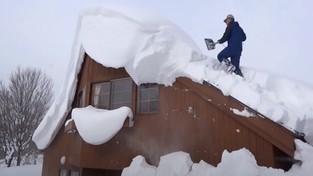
[
  {"x1": 92, "y1": 82, "x2": 111, "y2": 109},
  {"x1": 137, "y1": 83, "x2": 158, "y2": 113},
  {"x1": 77, "y1": 87, "x2": 86, "y2": 108},
  {"x1": 59, "y1": 169, "x2": 67, "y2": 176},
  {"x1": 69, "y1": 170, "x2": 79, "y2": 176},
  {"x1": 92, "y1": 78, "x2": 133, "y2": 109},
  {"x1": 111, "y1": 78, "x2": 133, "y2": 109}
]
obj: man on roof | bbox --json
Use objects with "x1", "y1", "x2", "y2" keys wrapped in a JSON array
[{"x1": 217, "y1": 14, "x2": 246, "y2": 77}]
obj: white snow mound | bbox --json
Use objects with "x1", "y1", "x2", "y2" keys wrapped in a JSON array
[
  {"x1": 72, "y1": 106, "x2": 133, "y2": 145},
  {"x1": 123, "y1": 140, "x2": 313, "y2": 176}
]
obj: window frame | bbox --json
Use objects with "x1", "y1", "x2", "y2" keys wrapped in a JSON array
[
  {"x1": 59, "y1": 169, "x2": 68, "y2": 176},
  {"x1": 77, "y1": 86, "x2": 86, "y2": 108},
  {"x1": 91, "y1": 82, "x2": 111, "y2": 109},
  {"x1": 110, "y1": 78, "x2": 133, "y2": 110},
  {"x1": 91, "y1": 78, "x2": 134, "y2": 110},
  {"x1": 137, "y1": 83, "x2": 159, "y2": 114},
  {"x1": 69, "y1": 170, "x2": 79, "y2": 176}
]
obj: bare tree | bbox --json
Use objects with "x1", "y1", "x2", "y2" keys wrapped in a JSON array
[
  {"x1": 0, "y1": 67, "x2": 53, "y2": 167},
  {"x1": 0, "y1": 81, "x2": 13, "y2": 165}
]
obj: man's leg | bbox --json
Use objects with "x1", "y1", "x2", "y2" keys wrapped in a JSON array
[
  {"x1": 231, "y1": 55, "x2": 243, "y2": 77},
  {"x1": 230, "y1": 55, "x2": 240, "y2": 70},
  {"x1": 217, "y1": 47, "x2": 231, "y2": 63}
]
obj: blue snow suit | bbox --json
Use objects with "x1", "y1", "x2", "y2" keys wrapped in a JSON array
[{"x1": 217, "y1": 21, "x2": 246, "y2": 72}]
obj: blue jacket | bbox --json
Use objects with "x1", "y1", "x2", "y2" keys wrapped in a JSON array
[{"x1": 218, "y1": 21, "x2": 246, "y2": 56}]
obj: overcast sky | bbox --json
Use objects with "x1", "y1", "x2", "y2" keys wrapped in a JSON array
[{"x1": 1, "y1": 0, "x2": 313, "y2": 93}]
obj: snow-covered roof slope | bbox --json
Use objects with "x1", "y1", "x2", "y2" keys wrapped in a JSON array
[{"x1": 33, "y1": 6, "x2": 313, "y2": 150}]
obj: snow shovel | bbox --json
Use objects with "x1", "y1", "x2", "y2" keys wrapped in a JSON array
[{"x1": 204, "y1": 38, "x2": 217, "y2": 50}]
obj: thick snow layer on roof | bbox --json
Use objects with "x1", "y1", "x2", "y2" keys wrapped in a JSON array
[
  {"x1": 80, "y1": 7, "x2": 205, "y2": 86},
  {"x1": 72, "y1": 106, "x2": 133, "y2": 145},
  {"x1": 33, "y1": 5, "x2": 313, "y2": 152},
  {"x1": 32, "y1": 6, "x2": 205, "y2": 150},
  {"x1": 122, "y1": 140, "x2": 313, "y2": 176}
]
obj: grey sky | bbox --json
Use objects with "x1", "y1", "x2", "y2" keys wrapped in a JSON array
[{"x1": 1, "y1": 0, "x2": 313, "y2": 93}]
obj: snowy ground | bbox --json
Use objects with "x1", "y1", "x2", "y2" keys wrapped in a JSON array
[{"x1": 0, "y1": 164, "x2": 42, "y2": 176}]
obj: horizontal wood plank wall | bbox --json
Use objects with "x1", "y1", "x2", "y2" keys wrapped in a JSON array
[{"x1": 48, "y1": 55, "x2": 296, "y2": 175}]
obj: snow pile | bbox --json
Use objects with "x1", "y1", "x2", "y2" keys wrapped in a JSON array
[
  {"x1": 122, "y1": 140, "x2": 313, "y2": 176},
  {"x1": 122, "y1": 152, "x2": 193, "y2": 176},
  {"x1": 71, "y1": 106, "x2": 133, "y2": 145},
  {"x1": 122, "y1": 156, "x2": 157, "y2": 176},
  {"x1": 156, "y1": 151, "x2": 193, "y2": 176},
  {"x1": 288, "y1": 139, "x2": 313, "y2": 175}
]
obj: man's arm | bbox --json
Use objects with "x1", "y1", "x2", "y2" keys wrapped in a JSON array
[
  {"x1": 218, "y1": 25, "x2": 231, "y2": 44},
  {"x1": 242, "y1": 29, "x2": 246, "y2": 42}
]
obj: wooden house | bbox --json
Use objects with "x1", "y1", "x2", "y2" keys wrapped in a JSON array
[{"x1": 40, "y1": 54, "x2": 300, "y2": 176}]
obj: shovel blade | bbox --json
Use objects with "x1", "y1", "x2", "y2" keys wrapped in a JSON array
[{"x1": 204, "y1": 38, "x2": 215, "y2": 50}]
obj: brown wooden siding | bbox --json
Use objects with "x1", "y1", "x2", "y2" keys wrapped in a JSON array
[
  {"x1": 178, "y1": 78, "x2": 295, "y2": 157},
  {"x1": 42, "y1": 126, "x2": 81, "y2": 176},
  {"x1": 42, "y1": 55, "x2": 295, "y2": 176}
]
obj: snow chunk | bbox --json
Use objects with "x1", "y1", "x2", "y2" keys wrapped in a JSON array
[
  {"x1": 60, "y1": 156, "x2": 66, "y2": 165},
  {"x1": 212, "y1": 149, "x2": 259, "y2": 176},
  {"x1": 122, "y1": 152, "x2": 193, "y2": 176},
  {"x1": 156, "y1": 151, "x2": 193, "y2": 176},
  {"x1": 122, "y1": 155, "x2": 157, "y2": 176},
  {"x1": 188, "y1": 160, "x2": 214, "y2": 176},
  {"x1": 72, "y1": 106, "x2": 133, "y2": 145},
  {"x1": 295, "y1": 118, "x2": 313, "y2": 145},
  {"x1": 288, "y1": 139, "x2": 313, "y2": 175},
  {"x1": 231, "y1": 108, "x2": 255, "y2": 117}
]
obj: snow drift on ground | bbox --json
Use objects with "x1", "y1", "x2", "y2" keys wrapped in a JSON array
[
  {"x1": 71, "y1": 106, "x2": 133, "y2": 145},
  {"x1": 122, "y1": 140, "x2": 313, "y2": 176},
  {"x1": 32, "y1": 5, "x2": 313, "y2": 174},
  {"x1": 0, "y1": 164, "x2": 42, "y2": 176}
]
